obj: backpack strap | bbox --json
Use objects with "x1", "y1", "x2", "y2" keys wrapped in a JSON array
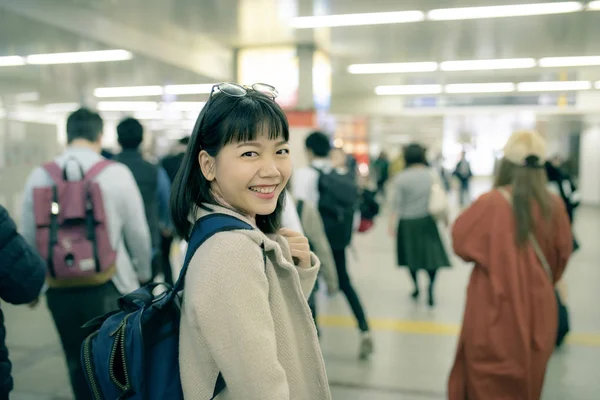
[
  {"x1": 296, "y1": 199, "x2": 304, "y2": 220},
  {"x1": 172, "y1": 213, "x2": 261, "y2": 400},
  {"x1": 84, "y1": 159, "x2": 114, "y2": 183},
  {"x1": 497, "y1": 188, "x2": 553, "y2": 281},
  {"x1": 42, "y1": 162, "x2": 63, "y2": 185},
  {"x1": 173, "y1": 214, "x2": 255, "y2": 293}
]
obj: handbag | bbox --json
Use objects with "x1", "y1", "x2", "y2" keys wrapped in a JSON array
[{"x1": 428, "y1": 169, "x2": 448, "y2": 219}]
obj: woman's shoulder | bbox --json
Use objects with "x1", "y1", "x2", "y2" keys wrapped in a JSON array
[{"x1": 188, "y1": 230, "x2": 265, "y2": 273}]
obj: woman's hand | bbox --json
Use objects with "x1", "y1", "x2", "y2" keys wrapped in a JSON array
[{"x1": 278, "y1": 228, "x2": 311, "y2": 269}]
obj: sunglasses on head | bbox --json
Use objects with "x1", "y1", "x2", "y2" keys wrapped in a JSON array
[{"x1": 209, "y1": 82, "x2": 279, "y2": 102}]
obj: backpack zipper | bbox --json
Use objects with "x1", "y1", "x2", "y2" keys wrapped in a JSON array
[
  {"x1": 83, "y1": 331, "x2": 103, "y2": 400},
  {"x1": 108, "y1": 314, "x2": 132, "y2": 393}
]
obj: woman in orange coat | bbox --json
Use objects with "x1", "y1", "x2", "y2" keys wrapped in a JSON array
[{"x1": 448, "y1": 130, "x2": 573, "y2": 400}]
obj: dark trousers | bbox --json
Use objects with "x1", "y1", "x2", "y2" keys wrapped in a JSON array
[
  {"x1": 458, "y1": 179, "x2": 470, "y2": 206},
  {"x1": 160, "y1": 234, "x2": 175, "y2": 286},
  {"x1": 332, "y1": 248, "x2": 370, "y2": 332},
  {"x1": 46, "y1": 282, "x2": 121, "y2": 400}
]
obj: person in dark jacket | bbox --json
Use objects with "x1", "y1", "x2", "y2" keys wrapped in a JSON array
[
  {"x1": 115, "y1": 117, "x2": 172, "y2": 282},
  {"x1": 0, "y1": 205, "x2": 46, "y2": 400}
]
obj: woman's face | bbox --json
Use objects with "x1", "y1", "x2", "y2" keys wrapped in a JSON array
[{"x1": 201, "y1": 131, "x2": 292, "y2": 218}]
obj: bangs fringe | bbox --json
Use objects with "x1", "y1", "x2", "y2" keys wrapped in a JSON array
[{"x1": 220, "y1": 96, "x2": 289, "y2": 146}]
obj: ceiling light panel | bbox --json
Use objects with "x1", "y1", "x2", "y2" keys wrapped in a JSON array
[
  {"x1": 348, "y1": 62, "x2": 438, "y2": 74},
  {"x1": 517, "y1": 81, "x2": 592, "y2": 92},
  {"x1": 94, "y1": 86, "x2": 164, "y2": 98},
  {"x1": 539, "y1": 56, "x2": 600, "y2": 67},
  {"x1": 44, "y1": 103, "x2": 80, "y2": 113},
  {"x1": 440, "y1": 58, "x2": 536, "y2": 71},
  {"x1": 164, "y1": 84, "x2": 215, "y2": 95},
  {"x1": 26, "y1": 49, "x2": 133, "y2": 65},
  {"x1": 375, "y1": 85, "x2": 443, "y2": 95},
  {"x1": 445, "y1": 83, "x2": 516, "y2": 93},
  {"x1": 428, "y1": 2, "x2": 583, "y2": 21},
  {"x1": 588, "y1": 1, "x2": 600, "y2": 10},
  {"x1": 291, "y1": 10, "x2": 425, "y2": 28},
  {"x1": 97, "y1": 101, "x2": 159, "y2": 111},
  {"x1": 0, "y1": 56, "x2": 26, "y2": 67}
]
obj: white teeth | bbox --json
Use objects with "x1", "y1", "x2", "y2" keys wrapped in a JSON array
[{"x1": 250, "y1": 186, "x2": 276, "y2": 194}]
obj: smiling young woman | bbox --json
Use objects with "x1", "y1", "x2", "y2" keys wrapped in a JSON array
[{"x1": 169, "y1": 84, "x2": 332, "y2": 400}]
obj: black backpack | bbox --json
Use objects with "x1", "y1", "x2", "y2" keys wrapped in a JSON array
[{"x1": 313, "y1": 167, "x2": 359, "y2": 250}]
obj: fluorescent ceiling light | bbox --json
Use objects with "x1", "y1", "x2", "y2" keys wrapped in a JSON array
[
  {"x1": 445, "y1": 83, "x2": 516, "y2": 93},
  {"x1": 14, "y1": 92, "x2": 40, "y2": 102},
  {"x1": 440, "y1": 58, "x2": 536, "y2": 71},
  {"x1": 26, "y1": 49, "x2": 132, "y2": 65},
  {"x1": 0, "y1": 56, "x2": 26, "y2": 67},
  {"x1": 517, "y1": 81, "x2": 591, "y2": 92},
  {"x1": 428, "y1": 2, "x2": 583, "y2": 21},
  {"x1": 97, "y1": 101, "x2": 158, "y2": 111},
  {"x1": 94, "y1": 86, "x2": 164, "y2": 98},
  {"x1": 348, "y1": 62, "x2": 438, "y2": 74},
  {"x1": 162, "y1": 101, "x2": 206, "y2": 111},
  {"x1": 291, "y1": 10, "x2": 425, "y2": 28},
  {"x1": 539, "y1": 56, "x2": 600, "y2": 67},
  {"x1": 588, "y1": 1, "x2": 600, "y2": 10},
  {"x1": 44, "y1": 103, "x2": 80, "y2": 113},
  {"x1": 375, "y1": 85, "x2": 443, "y2": 95},
  {"x1": 164, "y1": 84, "x2": 215, "y2": 95}
]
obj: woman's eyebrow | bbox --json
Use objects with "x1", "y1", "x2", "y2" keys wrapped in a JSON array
[{"x1": 236, "y1": 141, "x2": 261, "y2": 148}]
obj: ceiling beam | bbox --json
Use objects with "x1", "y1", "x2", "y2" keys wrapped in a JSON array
[{"x1": 0, "y1": 0, "x2": 233, "y2": 82}]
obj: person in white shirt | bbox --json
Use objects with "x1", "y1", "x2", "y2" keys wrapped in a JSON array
[
  {"x1": 20, "y1": 108, "x2": 151, "y2": 400},
  {"x1": 292, "y1": 131, "x2": 373, "y2": 360}
]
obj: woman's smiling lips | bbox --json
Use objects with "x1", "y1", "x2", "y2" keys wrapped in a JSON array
[{"x1": 249, "y1": 184, "x2": 278, "y2": 199}]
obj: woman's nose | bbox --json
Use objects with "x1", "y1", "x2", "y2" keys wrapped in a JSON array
[{"x1": 258, "y1": 158, "x2": 281, "y2": 178}]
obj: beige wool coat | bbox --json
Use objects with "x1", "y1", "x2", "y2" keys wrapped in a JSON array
[{"x1": 179, "y1": 204, "x2": 332, "y2": 400}]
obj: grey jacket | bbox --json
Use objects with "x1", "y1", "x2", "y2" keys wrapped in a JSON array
[{"x1": 297, "y1": 199, "x2": 338, "y2": 292}]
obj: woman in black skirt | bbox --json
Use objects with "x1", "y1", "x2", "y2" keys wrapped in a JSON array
[{"x1": 388, "y1": 143, "x2": 451, "y2": 307}]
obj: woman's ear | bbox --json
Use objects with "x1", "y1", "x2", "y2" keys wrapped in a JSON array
[{"x1": 198, "y1": 150, "x2": 216, "y2": 181}]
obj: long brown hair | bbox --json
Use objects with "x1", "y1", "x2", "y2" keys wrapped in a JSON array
[{"x1": 493, "y1": 159, "x2": 553, "y2": 246}]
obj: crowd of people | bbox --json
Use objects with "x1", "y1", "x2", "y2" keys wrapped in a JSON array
[{"x1": 0, "y1": 81, "x2": 579, "y2": 400}]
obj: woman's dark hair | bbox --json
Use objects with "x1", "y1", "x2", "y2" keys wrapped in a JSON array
[
  {"x1": 403, "y1": 143, "x2": 426, "y2": 167},
  {"x1": 170, "y1": 89, "x2": 289, "y2": 240},
  {"x1": 494, "y1": 159, "x2": 553, "y2": 246}
]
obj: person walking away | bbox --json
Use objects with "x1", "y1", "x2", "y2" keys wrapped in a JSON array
[
  {"x1": 388, "y1": 144, "x2": 451, "y2": 307},
  {"x1": 453, "y1": 151, "x2": 472, "y2": 207},
  {"x1": 20, "y1": 108, "x2": 152, "y2": 400},
  {"x1": 373, "y1": 151, "x2": 390, "y2": 195},
  {"x1": 0, "y1": 205, "x2": 46, "y2": 400},
  {"x1": 448, "y1": 130, "x2": 573, "y2": 400},
  {"x1": 114, "y1": 117, "x2": 171, "y2": 283},
  {"x1": 171, "y1": 83, "x2": 331, "y2": 399},
  {"x1": 293, "y1": 132, "x2": 373, "y2": 359}
]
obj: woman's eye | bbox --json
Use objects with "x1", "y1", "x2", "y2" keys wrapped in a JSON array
[
  {"x1": 277, "y1": 148, "x2": 290, "y2": 155},
  {"x1": 241, "y1": 151, "x2": 258, "y2": 157}
]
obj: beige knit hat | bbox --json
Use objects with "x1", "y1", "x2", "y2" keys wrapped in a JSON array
[{"x1": 503, "y1": 130, "x2": 546, "y2": 168}]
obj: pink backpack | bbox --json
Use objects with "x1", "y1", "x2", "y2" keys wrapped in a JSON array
[{"x1": 33, "y1": 159, "x2": 117, "y2": 288}]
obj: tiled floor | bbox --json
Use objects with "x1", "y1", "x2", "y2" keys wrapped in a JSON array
[{"x1": 4, "y1": 181, "x2": 600, "y2": 399}]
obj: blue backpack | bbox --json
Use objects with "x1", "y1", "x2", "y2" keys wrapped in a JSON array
[{"x1": 80, "y1": 214, "x2": 254, "y2": 399}]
